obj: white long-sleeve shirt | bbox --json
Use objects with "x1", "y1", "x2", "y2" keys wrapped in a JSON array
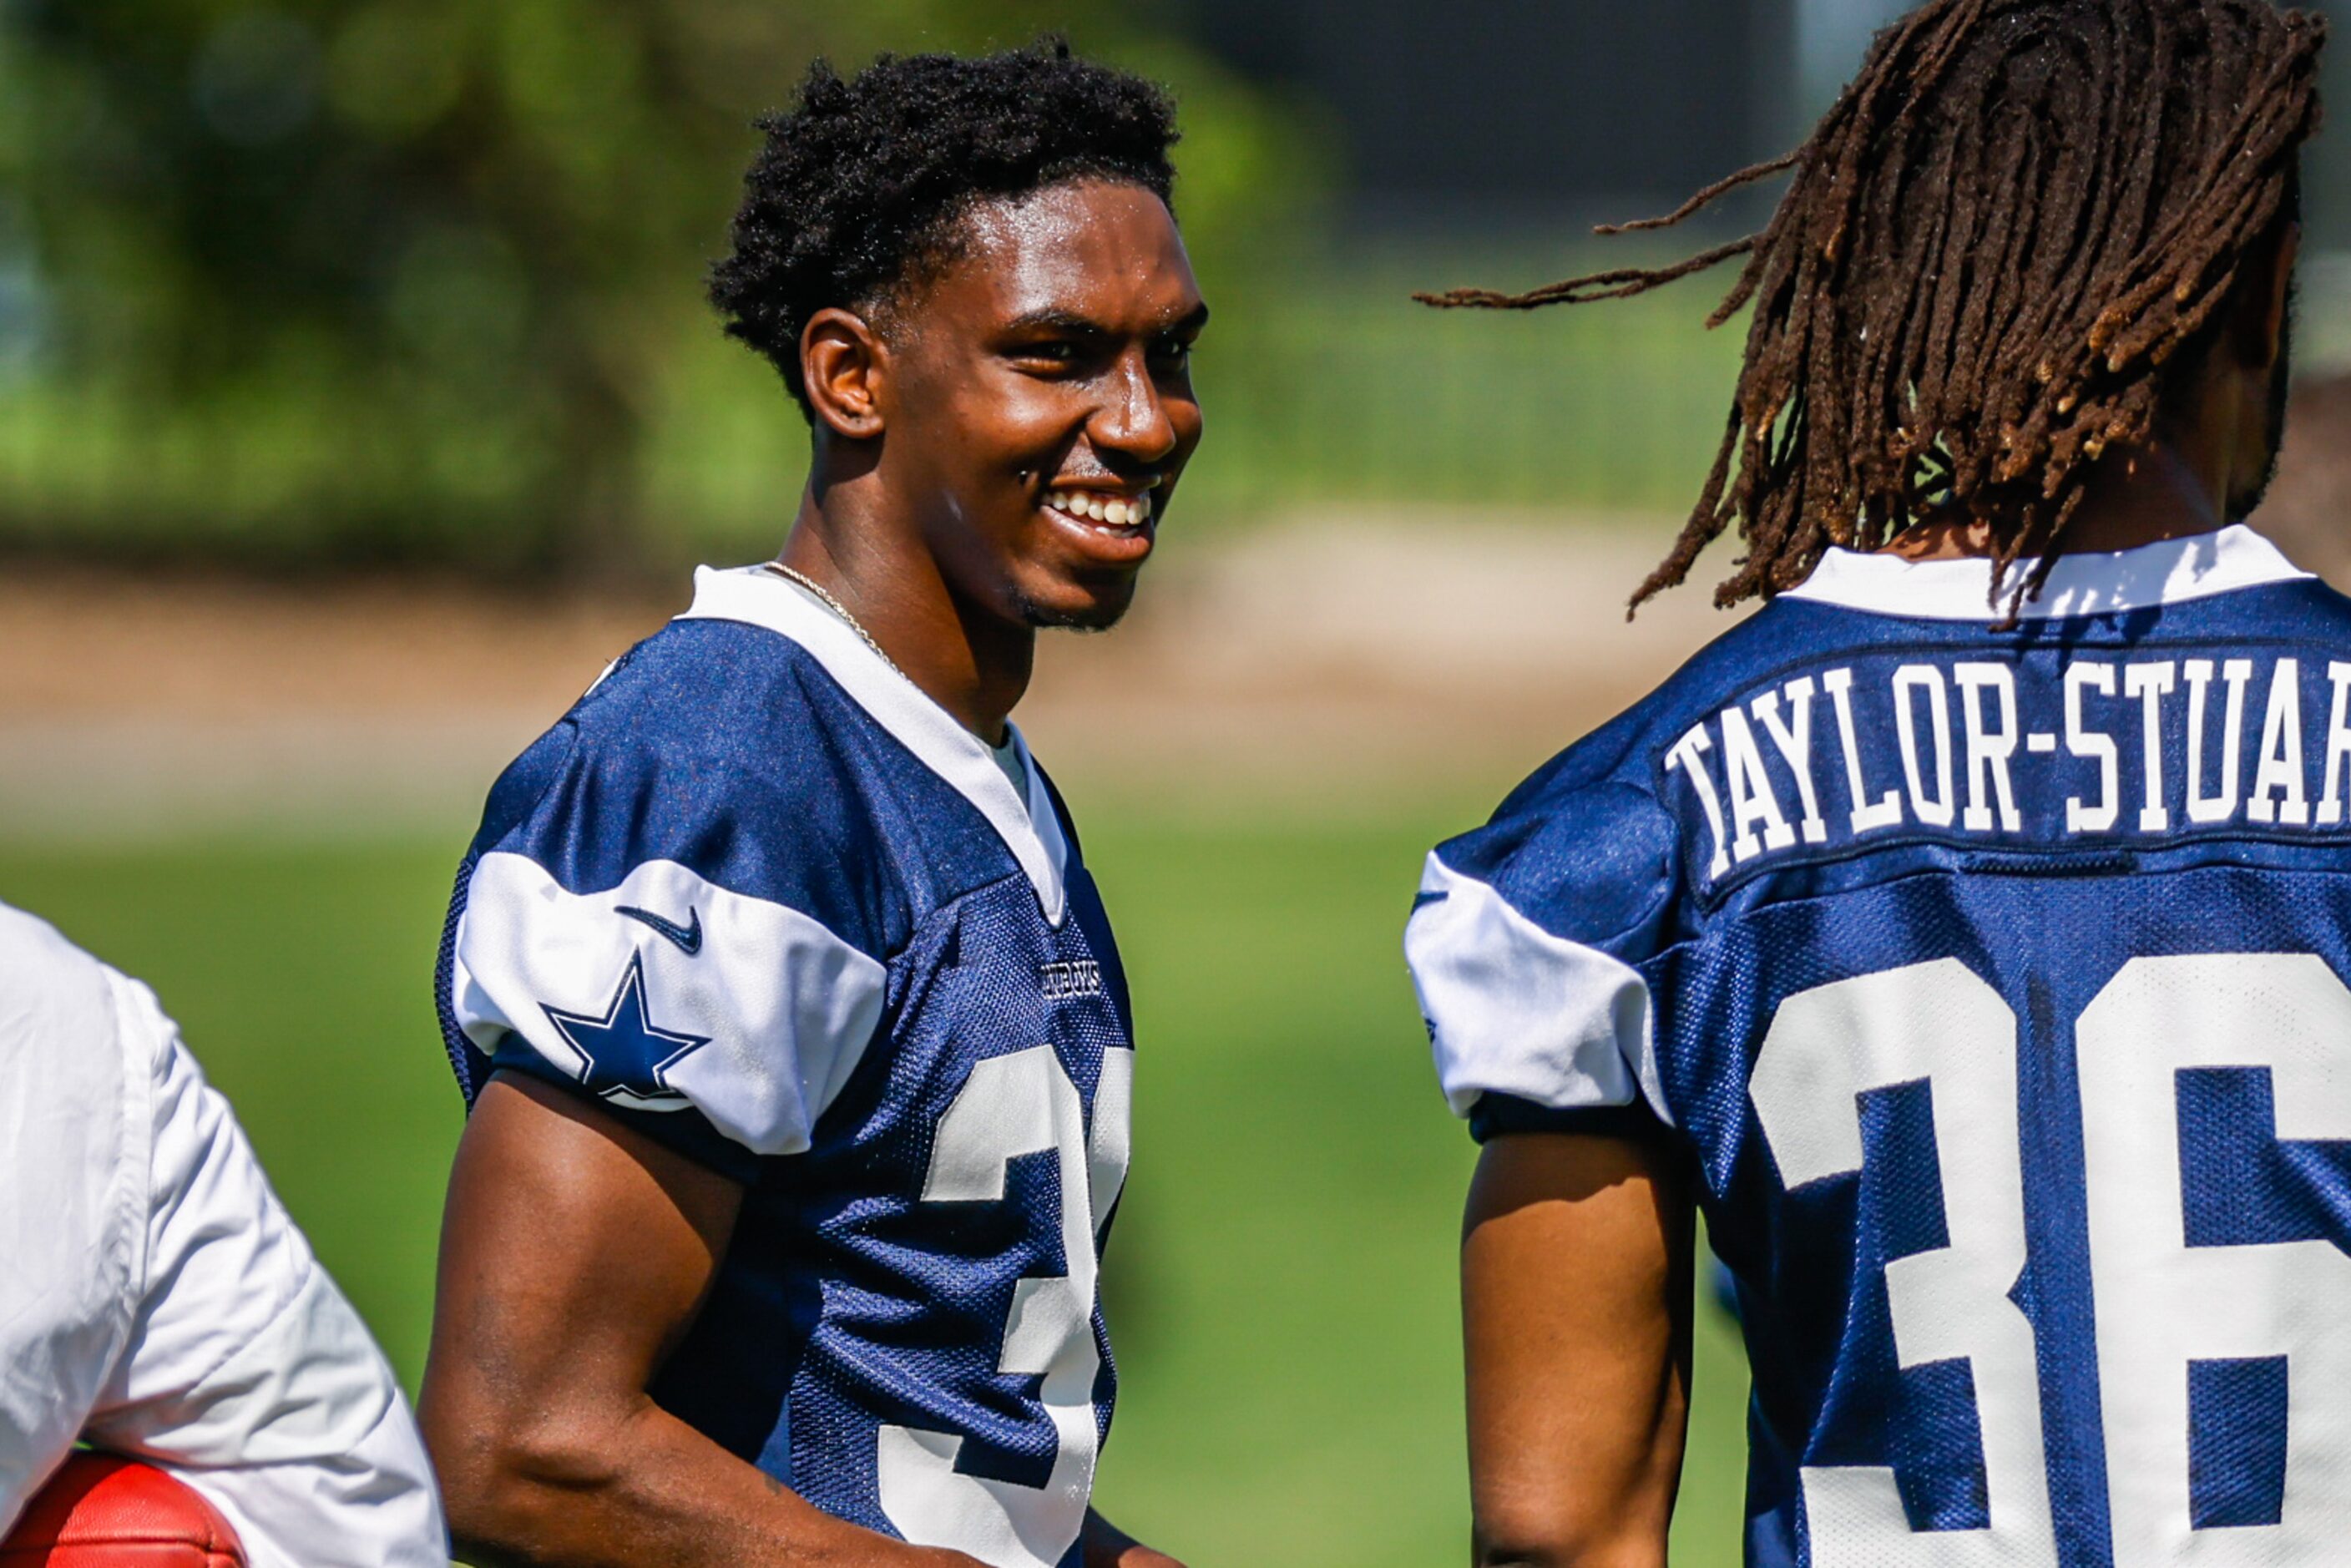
[{"x1": 0, "y1": 902, "x2": 446, "y2": 1565}]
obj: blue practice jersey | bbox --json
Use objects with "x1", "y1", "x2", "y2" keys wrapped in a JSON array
[
  {"x1": 1406, "y1": 525, "x2": 2351, "y2": 1567},
  {"x1": 435, "y1": 566, "x2": 1135, "y2": 1568}
]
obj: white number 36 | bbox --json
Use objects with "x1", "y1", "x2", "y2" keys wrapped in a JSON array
[{"x1": 1751, "y1": 954, "x2": 2351, "y2": 1565}]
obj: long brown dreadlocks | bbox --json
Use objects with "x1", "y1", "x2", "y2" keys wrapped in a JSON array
[{"x1": 1421, "y1": 0, "x2": 2328, "y2": 615}]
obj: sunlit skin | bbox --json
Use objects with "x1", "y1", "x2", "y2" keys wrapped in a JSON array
[
  {"x1": 420, "y1": 175, "x2": 1202, "y2": 1568},
  {"x1": 781, "y1": 177, "x2": 1209, "y2": 741}
]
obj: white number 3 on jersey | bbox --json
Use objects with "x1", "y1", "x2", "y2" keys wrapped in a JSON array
[
  {"x1": 879, "y1": 1044, "x2": 1135, "y2": 1568},
  {"x1": 1752, "y1": 954, "x2": 2351, "y2": 1565}
]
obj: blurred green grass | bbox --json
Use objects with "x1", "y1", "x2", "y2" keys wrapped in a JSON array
[{"x1": 0, "y1": 816, "x2": 1748, "y2": 1566}]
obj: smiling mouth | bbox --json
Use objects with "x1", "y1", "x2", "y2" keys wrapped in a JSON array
[{"x1": 1042, "y1": 485, "x2": 1157, "y2": 535}]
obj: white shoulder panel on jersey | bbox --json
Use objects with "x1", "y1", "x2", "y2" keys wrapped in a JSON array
[
  {"x1": 1405, "y1": 852, "x2": 1671, "y2": 1125},
  {"x1": 453, "y1": 850, "x2": 887, "y2": 1157}
]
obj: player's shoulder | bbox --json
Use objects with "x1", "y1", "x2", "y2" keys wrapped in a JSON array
[
  {"x1": 0, "y1": 900, "x2": 103, "y2": 988},
  {"x1": 0, "y1": 903, "x2": 124, "y2": 1054},
  {"x1": 0, "y1": 902, "x2": 151, "y2": 1146},
  {"x1": 444, "y1": 567, "x2": 1054, "y2": 1161},
  {"x1": 561, "y1": 576, "x2": 889, "y2": 813},
  {"x1": 1428, "y1": 601, "x2": 1828, "y2": 945},
  {"x1": 467, "y1": 567, "x2": 998, "y2": 953},
  {"x1": 1404, "y1": 618, "x2": 1798, "y2": 1136}
]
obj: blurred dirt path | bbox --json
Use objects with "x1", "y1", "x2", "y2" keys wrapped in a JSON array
[
  {"x1": 15, "y1": 488, "x2": 2350, "y2": 840},
  {"x1": 13, "y1": 364, "x2": 2351, "y2": 842},
  {"x1": 0, "y1": 514, "x2": 1756, "y2": 837}
]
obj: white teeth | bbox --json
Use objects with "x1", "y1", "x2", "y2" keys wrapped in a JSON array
[{"x1": 1045, "y1": 490, "x2": 1155, "y2": 527}]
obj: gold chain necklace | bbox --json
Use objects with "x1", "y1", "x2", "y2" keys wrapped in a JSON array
[{"x1": 764, "y1": 563, "x2": 904, "y2": 678}]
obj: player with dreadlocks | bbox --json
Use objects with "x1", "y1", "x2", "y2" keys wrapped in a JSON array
[
  {"x1": 1426, "y1": 0, "x2": 2319, "y2": 618},
  {"x1": 1403, "y1": 3, "x2": 2351, "y2": 1564}
]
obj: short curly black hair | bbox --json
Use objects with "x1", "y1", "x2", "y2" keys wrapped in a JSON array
[{"x1": 709, "y1": 39, "x2": 1181, "y2": 417}]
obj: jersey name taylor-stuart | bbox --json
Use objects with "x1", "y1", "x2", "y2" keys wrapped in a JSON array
[{"x1": 1666, "y1": 649, "x2": 2351, "y2": 883}]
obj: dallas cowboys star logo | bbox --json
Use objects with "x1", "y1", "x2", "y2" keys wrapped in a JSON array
[{"x1": 540, "y1": 954, "x2": 710, "y2": 1113}]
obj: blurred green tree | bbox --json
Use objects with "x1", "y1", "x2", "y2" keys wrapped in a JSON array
[{"x1": 0, "y1": 0, "x2": 1322, "y2": 573}]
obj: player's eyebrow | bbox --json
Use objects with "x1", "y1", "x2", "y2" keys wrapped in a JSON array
[
  {"x1": 1000, "y1": 303, "x2": 1211, "y2": 336},
  {"x1": 1000, "y1": 308, "x2": 1108, "y2": 336}
]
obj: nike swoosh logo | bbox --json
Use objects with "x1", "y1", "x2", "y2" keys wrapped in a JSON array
[
  {"x1": 617, "y1": 904, "x2": 704, "y2": 956},
  {"x1": 1412, "y1": 890, "x2": 1449, "y2": 912}
]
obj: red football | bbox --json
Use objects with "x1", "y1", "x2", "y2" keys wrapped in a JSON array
[{"x1": 1, "y1": 1455, "x2": 245, "y2": 1567}]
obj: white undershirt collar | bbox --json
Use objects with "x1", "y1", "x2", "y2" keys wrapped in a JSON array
[
  {"x1": 678, "y1": 565, "x2": 1070, "y2": 927},
  {"x1": 1783, "y1": 524, "x2": 2310, "y2": 621}
]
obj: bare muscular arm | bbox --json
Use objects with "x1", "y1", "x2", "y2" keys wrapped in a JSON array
[
  {"x1": 1460, "y1": 1132, "x2": 1695, "y2": 1568},
  {"x1": 419, "y1": 1071, "x2": 985, "y2": 1568}
]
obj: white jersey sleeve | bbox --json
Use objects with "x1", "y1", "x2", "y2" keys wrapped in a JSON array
[
  {"x1": 1406, "y1": 849, "x2": 1658, "y2": 1120},
  {"x1": 0, "y1": 907, "x2": 446, "y2": 1566},
  {"x1": 1403, "y1": 776, "x2": 1681, "y2": 1140},
  {"x1": 452, "y1": 850, "x2": 886, "y2": 1168},
  {"x1": 0, "y1": 911, "x2": 142, "y2": 1530},
  {"x1": 442, "y1": 709, "x2": 888, "y2": 1181}
]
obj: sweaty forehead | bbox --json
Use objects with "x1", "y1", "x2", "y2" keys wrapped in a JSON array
[{"x1": 923, "y1": 179, "x2": 1193, "y2": 326}]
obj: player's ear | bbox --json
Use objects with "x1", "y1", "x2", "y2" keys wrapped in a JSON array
[{"x1": 801, "y1": 308, "x2": 890, "y2": 441}]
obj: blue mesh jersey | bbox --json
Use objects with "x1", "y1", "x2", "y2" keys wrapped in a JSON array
[
  {"x1": 435, "y1": 565, "x2": 1136, "y2": 1568},
  {"x1": 1406, "y1": 525, "x2": 2351, "y2": 1568}
]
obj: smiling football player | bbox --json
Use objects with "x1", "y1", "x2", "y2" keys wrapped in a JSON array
[{"x1": 419, "y1": 43, "x2": 1204, "y2": 1568}]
